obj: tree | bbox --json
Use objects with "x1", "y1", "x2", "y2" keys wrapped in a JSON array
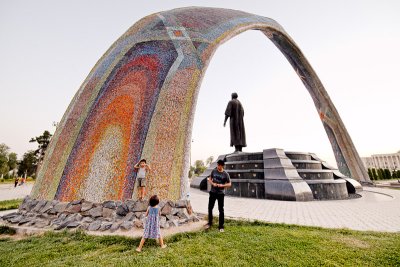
[
  {"x1": 206, "y1": 156, "x2": 214, "y2": 166},
  {"x1": 193, "y1": 160, "x2": 206, "y2": 176},
  {"x1": 18, "y1": 151, "x2": 38, "y2": 178},
  {"x1": 30, "y1": 130, "x2": 52, "y2": 165},
  {"x1": 0, "y1": 143, "x2": 10, "y2": 178},
  {"x1": 7, "y1": 152, "x2": 18, "y2": 177},
  {"x1": 377, "y1": 168, "x2": 384, "y2": 180},
  {"x1": 384, "y1": 169, "x2": 391, "y2": 179},
  {"x1": 188, "y1": 166, "x2": 195, "y2": 178},
  {"x1": 368, "y1": 168, "x2": 373, "y2": 180},
  {"x1": 8, "y1": 152, "x2": 18, "y2": 170},
  {"x1": 371, "y1": 168, "x2": 378, "y2": 180}
]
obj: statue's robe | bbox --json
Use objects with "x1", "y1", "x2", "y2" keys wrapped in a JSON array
[{"x1": 225, "y1": 99, "x2": 246, "y2": 147}]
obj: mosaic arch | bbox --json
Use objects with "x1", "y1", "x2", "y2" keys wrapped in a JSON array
[{"x1": 31, "y1": 7, "x2": 370, "y2": 202}]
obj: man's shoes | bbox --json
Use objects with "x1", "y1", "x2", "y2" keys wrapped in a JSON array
[
  {"x1": 219, "y1": 228, "x2": 224, "y2": 233},
  {"x1": 204, "y1": 224, "x2": 211, "y2": 230}
]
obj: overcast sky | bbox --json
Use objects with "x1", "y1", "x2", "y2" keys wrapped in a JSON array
[{"x1": 1, "y1": 0, "x2": 399, "y2": 167}]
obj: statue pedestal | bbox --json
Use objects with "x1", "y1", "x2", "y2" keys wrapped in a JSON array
[{"x1": 190, "y1": 148, "x2": 362, "y2": 201}]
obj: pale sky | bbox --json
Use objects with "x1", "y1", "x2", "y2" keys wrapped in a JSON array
[{"x1": 0, "y1": 0, "x2": 399, "y2": 167}]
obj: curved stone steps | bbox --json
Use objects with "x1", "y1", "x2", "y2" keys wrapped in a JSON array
[
  {"x1": 285, "y1": 152, "x2": 312, "y2": 161},
  {"x1": 297, "y1": 169, "x2": 334, "y2": 180},
  {"x1": 291, "y1": 160, "x2": 322, "y2": 170},
  {"x1": 305, "y1": 179, "x2": 348, "y2": 200},
  {"x1": 226, "y1": 152, "x2": 263, "y2": 162},
  {"x1": 226, "y1": 169, "x2": 264, "y2": 180},
  {"x1": 225, "y1": 160, "x2": 264, "y2": 170}
]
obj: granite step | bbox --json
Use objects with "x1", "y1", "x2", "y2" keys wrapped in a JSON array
[
  {"x1": 226, "y1": 170, "x2": 264, "y2": 180},
  {"x1": 225, "y1": 160, "x2": 264, "y2": 170},
  {"x1": 306, "y1": 179, "x2": 348, "y2": 200},
  {"x1": 291, "y1": 160, "x2": 322, "y2": 170},
  {"x1": 297, "y1": 169, "x2": 334, "y2": 180},
  {"x1": 225, "y1": 152, "x2": 263, "y2": 162},
  {"x1": 285, "y1": 152, "x2": 312, "y2": 161}
]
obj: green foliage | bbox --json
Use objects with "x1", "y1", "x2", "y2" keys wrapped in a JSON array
[
  {"x1": 193, "y1": 160, "x2": 206, "y2": 176},
  {"x1": 371, "y1": 168, "x2": 378, "y2": 180},
  {"x1": 29, "y1": 130, "x2": 52, "y2": 164},
  {"x1": 0, "y1": 222, "x2": 399, "y2": 266},
  {"x1": 206, "y1": 156, "x2": 214, "y2": 166},
  {"x1": 18, "y1": 151, "x2": 37, "y2": 178},
  {"x1": 0, "y1": 143, "x2": 10, "y2": 177},
  {"x1": 0, "y1": 199, "x2": 23, "y2": 211},
  {"x1": 368, "y1": 168, "x2": 373, "y2": 180},
  {"x1": 384, "y1": 169, "x2": 392, "y2": 179},
  {"x1": 188, "y1": 166, "x2": 195, "y2": 178},
  {"x1": 377, "y1": 168, "x2": 384, "y2": 180},
  {"x1": 7, "y1": 152, "x2": 18, "y2": 172},
  {"x1": 0, "y1": 144, "x2": 18, "y2": 178}
]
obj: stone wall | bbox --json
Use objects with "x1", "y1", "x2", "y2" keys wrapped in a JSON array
[{"x1": 1, "y1": 196, "x2": 199, "y2": 232}]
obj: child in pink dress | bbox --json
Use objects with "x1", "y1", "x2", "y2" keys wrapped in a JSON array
[{"x1": 136, "y1": 195, "x2": 167, "y2": 252}]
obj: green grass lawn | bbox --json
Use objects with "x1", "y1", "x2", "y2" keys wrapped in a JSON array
[
  {"x1": 0, "y1": 220, "x2": 399, "y2": 267},
  {"x1": 0, "y1": 199, "x2": 22, "y2": 211},
  {"x1": 0, "y1": 179, "x2": 16, "y2": 184},
  {"x1": 0, "y1": 177, "x2": 35, "y2": 184}
]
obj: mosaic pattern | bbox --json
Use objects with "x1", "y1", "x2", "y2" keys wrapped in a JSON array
[{"x1": 31, "y1": 7, "x2": 370, "y2": 202}]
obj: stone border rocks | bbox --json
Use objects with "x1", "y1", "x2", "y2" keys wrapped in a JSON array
[{"x1": 1, "y1": 196, "x2": 200, "y2": 232}]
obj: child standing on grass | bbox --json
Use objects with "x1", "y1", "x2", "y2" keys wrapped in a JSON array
[
  {"x1": 136, "y1": 195, "x2": 167, "y2": 252},
  {"x1": 134, "y1": 159, "x2": 151, "y2": 200}
]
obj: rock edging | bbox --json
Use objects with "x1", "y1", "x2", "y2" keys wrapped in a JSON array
[{"x1": 0, "y1": 196, "x2": 200, "y2": 232}]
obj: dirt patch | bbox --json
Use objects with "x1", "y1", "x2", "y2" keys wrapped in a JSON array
[
  {"x1": 86, "y1": 219, "x2": 207, "y2": 239},
  {"x1": 0, "y1": 234, "x2": 31, "y2": 241},
  {"x1": 1, "y1": 218, "x2": 207, "y2": 240},
  {"x1": 333, "y1": 236, "x2": 371, "y2": 249}
]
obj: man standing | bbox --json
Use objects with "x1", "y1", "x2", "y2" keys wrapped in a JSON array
[
  {"x1": 224, "y1": 92, "x2": 246, "y2": 152},
  {"x1": 206, "y1": 159, "x2": 231, "y2": 232}
]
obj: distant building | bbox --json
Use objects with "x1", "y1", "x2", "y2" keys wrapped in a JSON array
[{"x1": 362, "y1": 151, "x2": 400, "y2": 171}]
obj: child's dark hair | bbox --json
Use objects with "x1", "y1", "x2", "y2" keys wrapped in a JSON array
[
  {"x1": 149, "y1": 195, "x2": 159, "y2": 207},
  {"x1": 140, "y1": 159, "x2": 146, "y2": 164}
]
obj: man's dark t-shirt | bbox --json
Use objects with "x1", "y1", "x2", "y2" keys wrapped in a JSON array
[{"x1": 210, "y1": 169, "x2": 231, "y2": 195}]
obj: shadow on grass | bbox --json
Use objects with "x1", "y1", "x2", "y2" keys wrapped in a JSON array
[{"x1": 0, "y1": 225, "x2": 16, "y2": 235}]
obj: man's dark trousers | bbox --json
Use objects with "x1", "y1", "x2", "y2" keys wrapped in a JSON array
[{"x1": 208, "y1": 191, "x2": 225, "y2": 229}]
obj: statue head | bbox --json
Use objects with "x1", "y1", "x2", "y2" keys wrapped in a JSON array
[{"x1": 231, "y1": 92, "x2": 238, "y2": 99}]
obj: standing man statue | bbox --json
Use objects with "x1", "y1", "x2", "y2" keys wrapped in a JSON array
[{"x1": 224, "y1": 92, "x2": 246, "y2": 153}]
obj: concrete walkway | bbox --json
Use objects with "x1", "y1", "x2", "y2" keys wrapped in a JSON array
[
  {"x1": 1, "y1": 183, "x2": 399, "y2": 232},
  {"x1": 0, "y1": 183, "x2": 33, "y2": 201},
  {"x1": 189, "y1": 187, "x2": 400, "y2": 232}
]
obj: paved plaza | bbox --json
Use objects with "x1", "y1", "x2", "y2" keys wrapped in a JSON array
[
  {"x1": 1, "y1": 183, "x2": 399, "y2": 232},
  {"x1": 0, "y1": 183, "x2": 32, "y2": 201},
  {"x1": 190, "y1": 186, "x2": 400, "y2": 232}
]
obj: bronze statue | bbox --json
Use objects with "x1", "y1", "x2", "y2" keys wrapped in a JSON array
[{"x1": 224, "y1": 92, "x2": 246, "y2": 152}]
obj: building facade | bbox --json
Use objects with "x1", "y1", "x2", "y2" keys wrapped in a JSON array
[{"x1": 362, "y1": 151, "x2": 400, "y2": 171}]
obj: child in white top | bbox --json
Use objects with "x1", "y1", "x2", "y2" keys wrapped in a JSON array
[{"x1": 134, "y1": 159, "x2": 151, "y2": 200}]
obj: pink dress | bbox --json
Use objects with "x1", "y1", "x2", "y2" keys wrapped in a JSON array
[{"x1": 143, "y1": 206, "x2": 161, "y2": 239}]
